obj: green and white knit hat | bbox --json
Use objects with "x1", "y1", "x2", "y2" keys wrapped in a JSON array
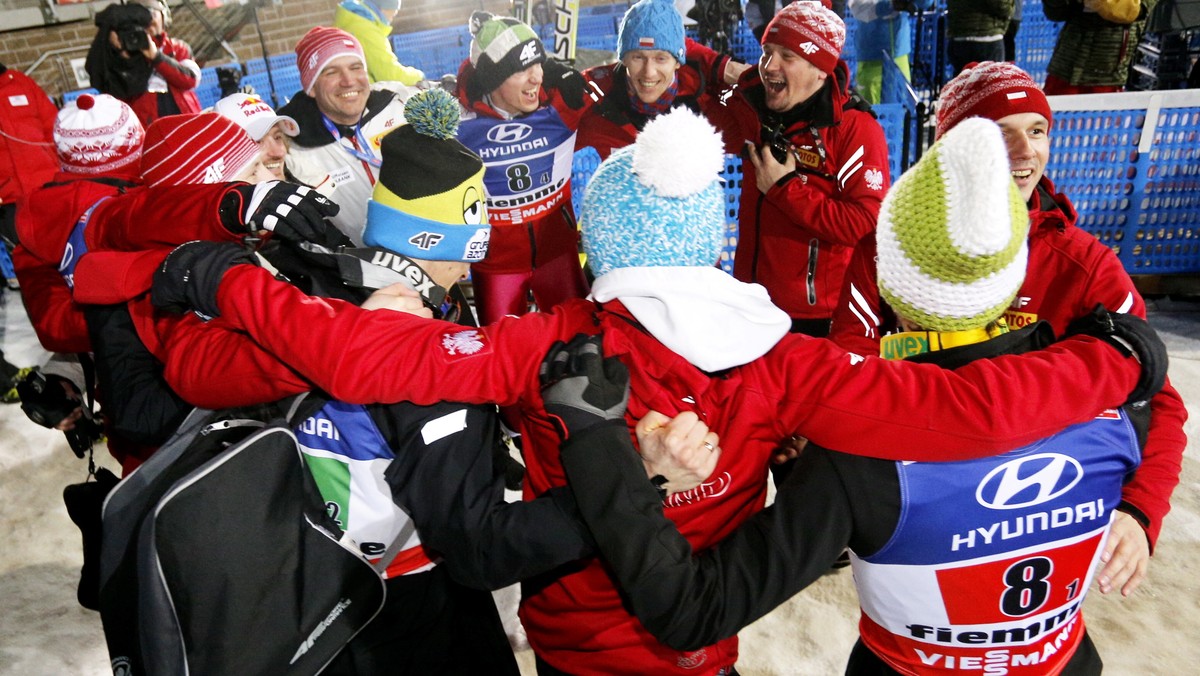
[
  {"x1": 877, "y1": 117, "x2": 1030, "y2": 332},
  {"x1": 468, "y1": 11, "x2": 547, "y2": 98}
]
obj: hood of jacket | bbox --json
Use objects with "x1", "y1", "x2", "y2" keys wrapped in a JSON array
[
  {"x1": 280, "y1": 89, "x2": 400, "y2": 148},
  {"x1": 590, "y1": 266, "x2": 791, "y2": 373}
]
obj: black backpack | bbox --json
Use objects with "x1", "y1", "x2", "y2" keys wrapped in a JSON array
[{"x1": 99, "y1": 397, "x2": 386, "y2": 675}]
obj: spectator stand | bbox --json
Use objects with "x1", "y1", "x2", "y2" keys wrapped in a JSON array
[
  {"x1": 1047, "y1": 89, "x2": 1200, "y2": 275},
  {"x1": 878, "y1": 51, "x2": 922, "y2": 178},
  {"x1": 905, "y1": 0, "x2": 948, "y2": 99},
  {"x1": 61, "y1": 87, "x2": 99, "y2": 105},
  {"x1": 195, "y1": 64, "x2": 237, "y2": 109},
  {"x1": 389, "y1": 25, "x2": 472, "y2": 82},
  {"x1": 1014, "y1": 0, "x2": 1061, "y2": 86}
]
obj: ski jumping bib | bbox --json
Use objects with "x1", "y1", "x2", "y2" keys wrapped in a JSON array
[
  {"x1": 853, "y1": 409, "x2": 1140, "y2": 675},
  {"x1": 457, "y1": 106, "x2": 577, "y2": 226},
  {"x1": 296, "y1": 401, "x2": 435, "y2": 578}
]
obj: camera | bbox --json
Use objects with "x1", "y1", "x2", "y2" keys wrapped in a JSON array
[
  {"x1": 764, "y1": 125, "x2": 793, "y2": 164},
  {"x1": 118, "y1": 27, "x2": 150, "y2": 53},
  {"x1": 95, "y1": 3, "x2": 152, "y2": 54},
  {"x1": 65, "y1": 415, "x2": 106, "y2": 458},
  {"x1": 15, "y1": 368, "x2": 105, "y2": 459}
]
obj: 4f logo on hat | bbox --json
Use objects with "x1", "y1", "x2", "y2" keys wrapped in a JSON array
[
  {"x1": 409, "y1": 232, "x2": 445, "y2": 251},
  {"x1": 519, "y1": 41, "x2": 539, "y2": 65},
  {"x1": 798, "y1": 42, "x2": 819, "y2": 55}
]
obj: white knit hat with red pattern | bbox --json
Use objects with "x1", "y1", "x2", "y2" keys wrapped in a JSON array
[
  {"x1": 53, "y1": 93, "x2": 145, "y2": 175},
  {"x1": 762, "y1": 1, "x2": 845, "y2": 74},
  {"x1": 139, "y1": 113, "x2": 261, "y2": 187},
  {"x1": 295, "y1": 26, "x2": 366, "y2": 95}
]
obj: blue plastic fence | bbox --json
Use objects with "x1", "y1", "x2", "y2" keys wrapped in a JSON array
[{"x1": 1046, "y1": 90, "x2": 1200, "y2": 274}]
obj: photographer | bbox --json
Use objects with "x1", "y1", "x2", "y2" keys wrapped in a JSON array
[{"x1": 85, "y1": 0, "x2": 200, "y2": 127}]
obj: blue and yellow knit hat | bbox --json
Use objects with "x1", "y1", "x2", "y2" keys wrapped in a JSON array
[
  {"x1": 877, "y1": 117, "x2": 1030, "y2": 331},
  {"x1": 618, "y1": 0, "x2": 686, "y2": 62},
  {"x1": 581, "y1": 107, "x2": 725, "y2": 277},
  {"x1": 364, "y1": 88, "x2": 490, "y2": 263}
]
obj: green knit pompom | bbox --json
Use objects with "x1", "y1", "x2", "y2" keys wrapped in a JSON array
[{"x1": 404, "y1": 89, "x2": 460, "y2": 141}]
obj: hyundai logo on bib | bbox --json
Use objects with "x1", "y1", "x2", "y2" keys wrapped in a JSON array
[
  {"x1": 975, "y1": 454, "x2": 1083, "y2": 510},
  {"x1": 487, "y1": 123, "x2": 534, "y2": 144}
]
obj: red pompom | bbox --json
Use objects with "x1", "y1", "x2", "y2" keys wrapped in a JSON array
[{"x1": 76, "y1": 94, "x2": 95, "y2": 110}]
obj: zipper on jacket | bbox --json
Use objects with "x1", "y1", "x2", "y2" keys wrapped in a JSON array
[
  {"x1": 806, "y1": 239, "x2": 819, "y2": 305},
  {"x1": 750, "y1": 192, "x2": 766, "y2": 280}
]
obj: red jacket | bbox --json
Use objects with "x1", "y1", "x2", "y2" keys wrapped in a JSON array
[
  {"x1": 578, "y1": 39, "x2": 728, "y2": 160},
  {"x1": 58, "y1": 185, "x2": 310, "y2": 410},
  {"x1": 16, "y1": 178, "x2": 243, "y2": 353},
  {"x1": 0, "y1": 68, "x2": 59, "y2": 206},
  {"x1": 708, "y1": 62, "x2": 890, "y2": 322},
  {"x1": 13, "y1": 177, "x2": 241, "y2": 469},
  {"x1": 128, "y1": 32, "x2": 201, "y2": 126},
  {"x1": 828, "y1": 177, "x2": 1187, "y2": 547},
  {"x1": 194, "y1": 263, "x2": 1143, "y2": 674}
]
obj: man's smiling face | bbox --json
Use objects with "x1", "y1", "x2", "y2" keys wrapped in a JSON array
[
  {"x1": 312, "y1": 55, "x2": 370, "y2": 126},
  {"x1": 758, "y1": 43, "x2": 826, "y2": 113}
]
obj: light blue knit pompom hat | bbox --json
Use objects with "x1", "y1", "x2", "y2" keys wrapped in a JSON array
[
  {"x1": 617, "y1": 0, "x2": 686, "y2": 62},
  {"x1": 581, "y1": 107, "x2": 726, "y2": 277}
]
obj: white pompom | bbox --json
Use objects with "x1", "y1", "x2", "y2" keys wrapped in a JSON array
[{"x1": 631, "y1": 107, "x2": 725, "y2": 198}]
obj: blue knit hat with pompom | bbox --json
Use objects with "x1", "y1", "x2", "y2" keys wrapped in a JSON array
[{"x1": 582, "y1": 107, "x2": 725, "y2": 276}]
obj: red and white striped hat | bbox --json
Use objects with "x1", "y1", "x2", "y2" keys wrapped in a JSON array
[
  {"x1": 295, "y1": 26, "x2": 366, "y2": 95},
  {"x1": 139, "y1": 113, "x2": 261, "y2": 187}
]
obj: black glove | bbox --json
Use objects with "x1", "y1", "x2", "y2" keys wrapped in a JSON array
[
  {"x1": 1064, "y1": 304, "x2": 1168, "y2": 406},
  {"x1": 539, "y1": 333, "x2": 630, "y2": 439},
  {"x1": 16, "y1": 368, "x2": 80, "y2": 429},
  {"x1": 542, "y1": 59, "x2": 591, "y2": 110},
  {"x1": 151, "y1": 240, "x2": 258, "y2": 317},
  {"x1": 219, "y1": 181, "x2": 341, "y2": 244}
]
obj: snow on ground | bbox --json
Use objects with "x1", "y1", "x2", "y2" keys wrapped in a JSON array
[{"x1": 1, "y1": 287, "x2": 1197, "y2": 675}]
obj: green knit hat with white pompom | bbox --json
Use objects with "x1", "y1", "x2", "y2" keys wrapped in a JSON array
[{"x1": 876, "y1": 117, "x2": 1030, "y2": 332}]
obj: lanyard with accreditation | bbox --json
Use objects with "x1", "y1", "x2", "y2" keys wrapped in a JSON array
[{"x1": 321, "y1": 112, "x2": 382, "y2": 172}]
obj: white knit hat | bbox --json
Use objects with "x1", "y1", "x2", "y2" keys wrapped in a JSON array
[
  {"x1": 876, "y1": 117, "x2": 1030, "y2": 331},
  {"x1": 53, "y1": 93, "x2": 145, "y2": 175}
]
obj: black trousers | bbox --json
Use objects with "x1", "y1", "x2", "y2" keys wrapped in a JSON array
[{"x1": 324, "y1": 565, "x2": 520, "y2": 675}]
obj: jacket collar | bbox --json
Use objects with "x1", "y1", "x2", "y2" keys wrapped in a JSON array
[
  {"x1": 734, "y1": 59, "x2": 851, "y2": 132},
  {"x1": 280, "y1": 89, "x2": 398, "y2": 147},
  {"x1": 1029, "y1": 175, "x2": 1078, "y2": 232}
]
